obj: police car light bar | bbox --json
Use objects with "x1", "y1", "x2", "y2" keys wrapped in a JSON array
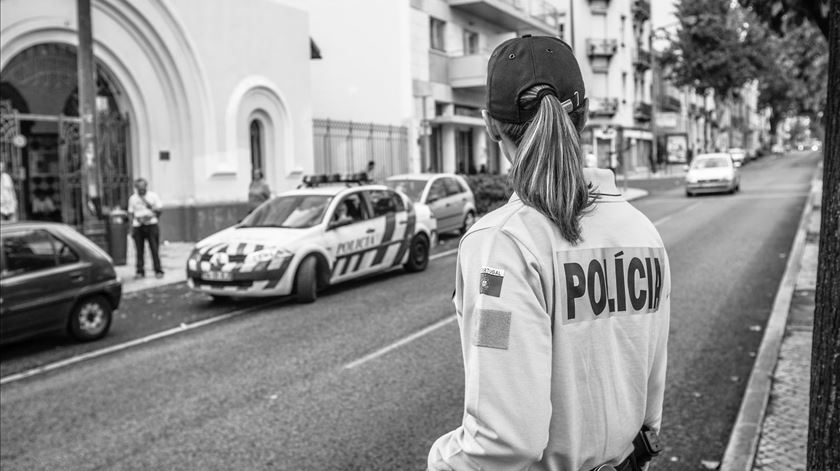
[{"x1": 301, "y1": 172, "x2": 371, "y2": 187}]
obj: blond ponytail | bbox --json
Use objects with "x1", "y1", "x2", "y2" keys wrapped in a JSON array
[{"x1": 496, "y1": 85, "x2": 593, "y2": 244}]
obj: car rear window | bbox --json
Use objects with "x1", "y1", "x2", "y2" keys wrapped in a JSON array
[
  {"x1": 240, "y1": 195, "x2": 332, "y2": 228},
  {"x1": 692, "y1": 157, "x2": 732, "y2": 169}
]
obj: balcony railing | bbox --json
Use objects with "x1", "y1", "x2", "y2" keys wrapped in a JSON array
[
  {"x1": 587, "y1": 38, "x2": 618, "y2": 58},
  {"x1": 448, "y1": 0, "x2": 562, "y2": 35},
  {"x1": 634, "y1": 101, "x2": 652, "y2": 121},
  {"x1": 659, "y1": 94, "x2": 682, "y2": 112},
  {"x1": 590, "y1": 97, "x2": 619, "y2": 117},
  {"x1": 633, "y1": 0, "x2": 650, "y2": 22},
  {"x1": 448, "y1": 52, "x2": 490, "y2": 88},
  {"x1": 633, "y1": 48, "x2": 651, "y2": 71}
]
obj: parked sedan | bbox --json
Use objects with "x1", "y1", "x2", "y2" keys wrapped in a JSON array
[
  {"x1": 385, "y1": 173, "x2": 476, "y2": 235},
  {"x1": 0, "y1": 222, "x2": 122, "y2": 345},
  {"x1": 685, "y1": 153, "x2": 741, "y2": 196}
]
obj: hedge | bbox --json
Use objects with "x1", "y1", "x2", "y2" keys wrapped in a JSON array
[{"x1": 462, "y1": 174, "x2": 513, "y2": 215}]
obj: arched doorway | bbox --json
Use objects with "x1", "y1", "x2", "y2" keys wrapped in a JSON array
[{"x1": 0, "y1": 43, "x2": 131, "y2": 226}]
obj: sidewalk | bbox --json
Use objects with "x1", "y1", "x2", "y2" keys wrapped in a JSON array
[
  {"x1": 720, "y1": 165, "x2": 821, "y2": 471},
  {"x1": 115, "y1": 238, "x2": 193, "y2": 294}
]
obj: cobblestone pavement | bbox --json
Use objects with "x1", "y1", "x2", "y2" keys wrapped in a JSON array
[{"x1": 751, "y1": 179, "x2": 821, "y2": 470}]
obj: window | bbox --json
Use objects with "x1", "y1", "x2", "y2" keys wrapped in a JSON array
[
  {"x1": 1, "y1": 230, "x2": 76, "y2": 277},
  {"x1": 249, "y1": 119, "x2": 263, "y2": 174},
  {"x1": 239, "y1": 195, "x2": 332, "y2": 229},
  {"x1": 463, "y1": 30, "x2": 479, "y2": 55},
  {"x1": 332, "y1": 193, "x2": 367, "y2": 225},
  {"x1": 443, "y1": 177, "x2": 464, "y2": 196},
  {"x1": 430, "y1": 17, "x2": 446, "y2": 51},
  {"x1": 428, "y1": 180, "x2": 447, "y2": 203},
  {"x1": 367, "y1": 190, "x2": 403, "y2": 217}
]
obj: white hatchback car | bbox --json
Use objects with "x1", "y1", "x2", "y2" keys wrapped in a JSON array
[
  {"x1": 685, "y1": 153, "x2": 741, "y2": 196},
  {"x1": 186, "y1": 176, "x2": 437, "y2": 302},
  {"x1": 384, "y1": 173, "x2": 476, "y2": 235}
]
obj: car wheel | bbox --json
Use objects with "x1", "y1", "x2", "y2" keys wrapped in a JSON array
[
  {"x1": 210, "y1": 294, "x2": 232, "y2": 303},
  {"x1": 69, "y1": 295, "x2": 112, "y2": 341},
  {"x1": 295, "y1": 255, "x2": 318, "y2": 303},
  {"x1": 404, "y1": 234, "x2": 430, "y2": 273},
  {"x1": 685, "y1": 190, "x2": 693, "y2": 197},
  {"x1": 462, "y1": 211, "x2": 476, "y2": 234}
]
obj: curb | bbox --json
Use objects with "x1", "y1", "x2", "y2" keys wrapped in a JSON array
[{"x1": 719, "y1": 163, "x2": 822, "y2": 471}]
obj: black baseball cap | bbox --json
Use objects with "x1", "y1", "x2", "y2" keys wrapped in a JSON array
[{"x1": 486, "y1": 35, "x2": 585, "y2": 124}]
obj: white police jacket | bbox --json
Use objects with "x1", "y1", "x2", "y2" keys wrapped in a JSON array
[{"x1": 428, "y1": 169, "x2": 671, "y2": 471}]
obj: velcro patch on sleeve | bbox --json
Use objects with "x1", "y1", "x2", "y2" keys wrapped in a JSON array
[
  {"x1": 479, "y1": 266, "x2": 505, "y2": 297},
  {"x1": 473, "y1": 309, "x2": 511, "y2": 350}
]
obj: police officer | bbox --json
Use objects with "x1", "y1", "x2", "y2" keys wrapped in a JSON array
[{"x1": 428, "y1": 35, "x2": 670, "y2": 471}]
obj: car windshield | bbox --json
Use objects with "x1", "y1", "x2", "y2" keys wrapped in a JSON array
[
  {"x1": 239, "y1": 195, "x2": 332, "y2": 228},
  {"x1": 692, "y1": 157, "x2": 732, "y2": 169},
  {"x1": 384, "y1": 179, "x2": 427, "y2": 202}
]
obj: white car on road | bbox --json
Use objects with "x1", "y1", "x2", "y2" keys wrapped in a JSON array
[
  {"x1": 186, "y1": 176, "x2": 437, "y2": 302},
  {"x1": 685, "y1": 153, "x2": 741, "y2": 196},
  {"x1": 384, "y1": 173, "x2": 476, "y2": 235}
]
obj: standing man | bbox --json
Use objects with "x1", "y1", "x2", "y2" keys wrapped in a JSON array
[
  {"x1": 0, "y1": 160, "x2": 17, "y2": 222},
  {"x1": 128, "y1": 178, "x2": 163, "y2": 279}
]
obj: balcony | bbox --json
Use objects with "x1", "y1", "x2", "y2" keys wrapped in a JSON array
[
  {"x1": 632, "y1": 0, "x2": 650, "y2": 22},
  {"x1": 633, "y1": 48, "x2": 651, "y2": 71},
  {"x1": 634, "y1": 101, "x2": 652, "y2": 122},
  {"x1": 448, "y1": 0, "x2": 561, "y2": 35},
  {"x1": 659, "y1": 94, "x2": 682, "y2": 112},
  {"x1": 587, "y1": 38, "x2": 618, "y2": 58},
  {"x1": 589, "y1": 97, "x2": 619, "y2": 117},
  {"x1": 448, "y1": 53, "x2": 489, "y2": 88},
  {"x1": 588, "y1": 0, "x2": 610, "y2": 14}
]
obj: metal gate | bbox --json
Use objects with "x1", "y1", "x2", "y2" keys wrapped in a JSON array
[
  {"x1": 0, "y1": 99, "x2": 131, "y2": 227},
  {"x1": 313, "y1": 119, "x2": 409, "y2": 177}
]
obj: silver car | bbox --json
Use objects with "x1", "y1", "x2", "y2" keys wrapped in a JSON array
[
  {"x1": 685, "y1": 153, "x2": 741, "y2": 196},
  {"x1": 385, "y1": 173, "x2": 477, "y2": 235}
]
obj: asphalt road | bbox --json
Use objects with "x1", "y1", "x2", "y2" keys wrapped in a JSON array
[{"x1": 0, "y1": 151, "x2": 820, "y2": 470}]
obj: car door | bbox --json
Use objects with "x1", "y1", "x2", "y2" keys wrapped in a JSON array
[
  {"x1": 425, "y1": 177, "x2": 460, "y2": 233},
  {"x1": 442, "y1": 176, "x2": 469, "y2": 227},
  {"x1": 0, "y1": 229, "x2": 85, "y2": 341},
  {"x1": 364, "y1": 189, "x2": 410, "y2": 271},
  {"x1": 326, "y1": 192, "x2": 378, "y2": 283}
]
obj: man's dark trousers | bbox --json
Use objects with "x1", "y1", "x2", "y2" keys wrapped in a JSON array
[{"x1": 132, "y1": 224, "x2": 162, "y2": 275}]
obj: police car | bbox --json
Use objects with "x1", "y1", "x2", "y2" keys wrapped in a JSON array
[{"x1": 186, "y1": 174, "x2": 437, "y2": 302}]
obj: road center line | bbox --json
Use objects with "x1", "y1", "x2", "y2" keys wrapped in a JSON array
[
  {"x1": 344, "y1": 316, "x2": 456, "y2": 370},
  {"x1": 653, "y1": 201, "x2": 701, "y2": 227},
  {"x1": 0, "y1": 302, "x2": 274, "y2": 386}
]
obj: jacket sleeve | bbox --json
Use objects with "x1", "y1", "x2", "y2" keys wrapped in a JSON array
[
  {"x1": 644, "y1": 249, "x2": 671, "y2": 434},
  {"x1": 429, "y1": 230, "x2": 553, "y2": 470}
]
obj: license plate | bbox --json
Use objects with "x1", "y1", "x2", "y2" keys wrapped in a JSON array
[{"x1": 201, "y1": 271, "x2": 232, "y2": 281}]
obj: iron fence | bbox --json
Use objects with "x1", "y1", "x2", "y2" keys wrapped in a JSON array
[{"x1": 313, "y1": 119, "x2": 409, "y2": 179}]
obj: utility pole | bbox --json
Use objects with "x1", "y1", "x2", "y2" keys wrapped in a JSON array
[{"x1": 76, "y1": 0, "x2": 102, "y2": 222}]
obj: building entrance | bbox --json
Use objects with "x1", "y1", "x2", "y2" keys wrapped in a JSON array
[{"x1": 0, "y1": 43, "x2": 131, "y2": 227}]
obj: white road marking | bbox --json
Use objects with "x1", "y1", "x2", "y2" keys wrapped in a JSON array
[
  {"x1": 1, "y1": 251, "x2": 462, "y2": 386},
  {"x1": 430, "y1": 248, "x2": 458, "y2": 260},
  {"x1": 344, "y1": 316, "x2": 456, "y2": 370},
  {"x1": 0, "y1": 302, "x2": 273, "y2": 386},
  {"x1": 653, "y1": 202, "x2": 701, "y2": 226}
]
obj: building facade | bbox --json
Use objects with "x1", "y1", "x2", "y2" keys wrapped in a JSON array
[
  {"x1": 0, "y1": 0, "x2": 315, "y2": 241},
  {"x1": 565, "y1": 0, "x2": 654, "y2": 174},
  {"x1": 294, "y1": 0, "x2": 564, "y2": 177}
]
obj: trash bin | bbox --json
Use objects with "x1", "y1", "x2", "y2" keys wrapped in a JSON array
[{"x1": 106, "y1": 208, "x2": 130, "y2": 266}]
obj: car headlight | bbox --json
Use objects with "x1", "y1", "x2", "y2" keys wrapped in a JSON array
[{"x1": 245, "y1": 249, "x2": 289, "y2": 264}]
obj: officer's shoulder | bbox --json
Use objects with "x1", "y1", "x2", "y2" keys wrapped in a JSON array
[{"x1": 461, "y1": 200, "x2": 552, "y2": 249}]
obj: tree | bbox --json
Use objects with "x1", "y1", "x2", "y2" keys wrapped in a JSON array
[
  {"x1": 743, "y1": 1, "x2": 838, "y2": 469},
  {"x1": 660, "y1": 0, "x2": 767, "y2": 99}
]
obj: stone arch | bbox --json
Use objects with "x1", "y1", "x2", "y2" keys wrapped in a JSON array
[
  {"x1": 226, "y1": 77, "x2": 294, "y2": 190},
  {"x1": 0, "y1": 0, "x2": 214, "y2": 200}
]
